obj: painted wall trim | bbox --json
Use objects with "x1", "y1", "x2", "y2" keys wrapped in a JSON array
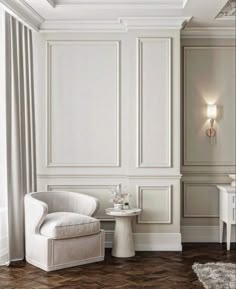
[
  {"x1": 52, "y1": 0, "x2": 188, "y2": 9},
  {"x1": 37, "y1": 174, "x2": 182, "y2": 179},
  {"x1": 46, "y1": 40, "x2": 121, "y2": 168},
  {"x1": 105, "y1": 227, "x2": 236, "y2": 248},
  {"x1": 137, "y1": 38, "x2": 172, "y2": 168},
  {"x1": 0, "y1": 0, "x2": 44, "y2": 31},
  {"x1": 105, "y1": 231, "x2": 182, "y2": 251},
  {"x1": 40, "y1": 17, "x2": 191, "y2": 32},
  {"x1": 183, "y1": 46, "x2": 236, "y2": 167},
  {"x1": 137, "y1": 185, "x2": 172, "y2": 224},
  {"x1": 181, "y1": 226, "x2": 236, "y2": 242},
  {"x1": 181, "y1": 27, "x2": 236, "y2": 39}
]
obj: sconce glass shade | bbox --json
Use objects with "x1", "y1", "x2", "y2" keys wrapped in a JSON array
[{"x1": 207, "y1": 104, "x2": 217, "y2": 119}]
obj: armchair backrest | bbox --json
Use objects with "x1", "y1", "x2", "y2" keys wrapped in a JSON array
[{"x1": 31, "y1": 191, "x2": 99, "y2": 216}]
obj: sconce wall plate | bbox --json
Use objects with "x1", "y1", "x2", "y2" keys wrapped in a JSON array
[{"x1": 206, "y1": 119, "x2": 216, "y2": 137}]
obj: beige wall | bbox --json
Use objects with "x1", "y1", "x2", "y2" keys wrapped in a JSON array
[{"x1": 181, "y1": 38, "x2": 236, "y2": 238}]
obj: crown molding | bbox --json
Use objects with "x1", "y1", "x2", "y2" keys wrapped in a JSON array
[
  {"x1": 40, "y1": 17, "x2": 191, "y2": 32},
  {"x1": 51, "y1": 0, "x2": 187, "y2": 9},
  {"x1": 181, "y1": 27, "x2": 236, "y2": 39},
  {"x1": 40, "y1": 19, "x2": 126, "y2": 32},
  {"x1": 0, "y1": 0, "x2": 44, "y2": 31},
  {"x1": 122, "y1": 17, "x2": 191, "y2": 29},
  {"x1": 45, "y1": 0, "x2": 56, "y2": 8}
]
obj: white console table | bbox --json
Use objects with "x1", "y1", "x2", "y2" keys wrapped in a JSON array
[
  {"x1": 105, "y1": 208, "x2": 141, "y2": 258},
  {"x1": 217, "y1": 186, "x2": 236, "y2": 250}
]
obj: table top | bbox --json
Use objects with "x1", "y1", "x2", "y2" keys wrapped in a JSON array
[{"x1": 105, "y1": 208, "x2": 141, "y2": 217}]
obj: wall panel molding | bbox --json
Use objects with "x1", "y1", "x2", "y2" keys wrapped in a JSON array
[
  {"x1": 137, "y1": 185, "x2": 172, "y2": 223},
  {"x1": 37, "y1": 174, "x2": 182, "y2": 179},
  {"x1": 47, "y1": 184, "x2": 121, "y2": 221},
  {"x1": 46, "y1": 40, "x2": 121, "y2": 168},
  {"x1": 137, "y1": 38, "x2": 172, "y2": 168},
  {"x1": 183, "y1": 46, "x2": 236, "y2": 167},
  {"x1": 182, "y1": 181, "x2": 228, "y2": 218},
  {"x1": 181, "y1": 28, "x2": 236, "y2": 39}
]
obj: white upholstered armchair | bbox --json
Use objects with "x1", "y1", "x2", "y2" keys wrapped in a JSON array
[{"x1": 24, "y1": 191, "x2": 105, "y2": 271}]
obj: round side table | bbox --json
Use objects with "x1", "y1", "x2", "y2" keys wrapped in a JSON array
[{"x1": 105, "y1": 208, "x2": 141, "y2": 258}]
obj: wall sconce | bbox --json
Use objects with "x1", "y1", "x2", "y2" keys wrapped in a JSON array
[{"x1": 206, "y1": 104, "x2": 217, "y2": 137}]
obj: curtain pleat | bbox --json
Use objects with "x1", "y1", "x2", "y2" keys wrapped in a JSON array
[{"x1": 6, "y1": 15, "x2": 37, "y2": 262}]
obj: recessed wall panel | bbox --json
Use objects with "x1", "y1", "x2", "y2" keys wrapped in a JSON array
[
  {"x1": 183, "y1": 183, "x2": 219, "y2": 218},
  {"x1": 47, "y1": 41, "x2": 120, "y2": 167},
  {"x1": 184, "y1": 47, "x2": 236, "y2": 166},
  {"x1": 137, "y1": 186, "x2": 172, "y2": 223},
  {"x1": 137, "y1": 38, "x2": 171, "y2": 168}
]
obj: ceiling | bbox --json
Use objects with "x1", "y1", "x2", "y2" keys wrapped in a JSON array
[{"x1": 0, "y1": 0, "x2": 235, "y2": 36}]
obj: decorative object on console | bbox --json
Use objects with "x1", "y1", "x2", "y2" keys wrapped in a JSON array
[
  {"x1": 110, "y1": 189, "x2": 130, "y2": 210},
  {"x1": 206, "y1": 104, "x2": 217, "y2": 138},
  {"x1": 229, "y1": 174, "x2": 236, "y2": 186}
]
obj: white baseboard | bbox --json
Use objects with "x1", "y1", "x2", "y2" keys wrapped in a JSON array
[
  {"x1": 105, "y1": 231, "x2": 182, "y2": 251},
  {"x1": 105, "y1": 226, "x2": 236, "y2": 250},
  {"x1": 181, "y1": 226, "x2": 236, "y2": 243}
]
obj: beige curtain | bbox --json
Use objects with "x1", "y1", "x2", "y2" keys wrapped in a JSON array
[{"x1": 0, "y1": 12, "x2": 37, "y2": 264}]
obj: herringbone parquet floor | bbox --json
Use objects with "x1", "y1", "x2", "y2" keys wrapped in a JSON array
[{"x1": 0, "y1": 243, "x2": 235, "y2": 289}]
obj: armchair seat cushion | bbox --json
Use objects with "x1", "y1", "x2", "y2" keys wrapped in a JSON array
[{"x1": 40, "y1": 212, "x2": 100, "y2": 239}]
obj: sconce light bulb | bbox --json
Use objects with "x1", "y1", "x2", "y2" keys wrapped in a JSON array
[{"x1": 207, "y1": 104, "x2": 217, "y2": 119}]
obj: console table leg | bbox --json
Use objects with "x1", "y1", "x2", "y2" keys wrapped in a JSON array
[
  {"x1": 219, "y1": 219, "x2": 224, "y2": 243},
  {"x1": 226, "y1": 223, "x2": 231, "y2": 251}
]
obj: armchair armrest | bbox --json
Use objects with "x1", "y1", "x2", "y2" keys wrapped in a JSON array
[{"x1": 24, "y1": 193, "x2": 48, "y2": 235}]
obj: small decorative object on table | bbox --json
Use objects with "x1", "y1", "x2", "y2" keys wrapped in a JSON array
[
  {"x1": 110, "y1": 189, "x2": 130, "y2": 210},
  {"x1": 229, "y1": 174, "x2": 236, "y2": 186},
  {"x1": 123, "y1": 202, "x2": 130, "y2": 209}
]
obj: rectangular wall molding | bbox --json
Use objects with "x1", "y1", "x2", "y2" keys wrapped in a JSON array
[
  {"x1": 182, "y1": 182, "x2": 222, "y2": 218},
  {"x1": 137, "y1": 38, "x2": 172, "y2": 168},
  {"x1": 183, "y1": 46, "x2": 236, "y2": 167},
  {"x1": 137, "y1": 185, "x2": 172, "y2": 223},
  {"x1": 47, "y1": 184, "x2": 121, "y2": 221},
  {"x1": 46, "y1": 40, "x2": 121, "y2": 168}
]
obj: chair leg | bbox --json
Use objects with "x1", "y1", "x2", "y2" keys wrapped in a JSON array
[
  {"x1": 219, "y1": 219, "x2": 224, "y2": 243},
  {"x1": 226, "y1": 223, "x2": 231, "y2": 251}
]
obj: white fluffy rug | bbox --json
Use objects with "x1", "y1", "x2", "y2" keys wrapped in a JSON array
[{"x1": 193, "y1": 262, "x2": 236, "y2": 289}]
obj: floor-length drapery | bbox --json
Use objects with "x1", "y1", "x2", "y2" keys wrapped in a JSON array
[{"x1": 0, "y1": 12, "x2": 37, "y2": 265}]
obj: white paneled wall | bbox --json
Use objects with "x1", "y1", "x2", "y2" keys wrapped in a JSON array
[{"x1": 34, "y1": 30, "x2": 181, "y2": 250}]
